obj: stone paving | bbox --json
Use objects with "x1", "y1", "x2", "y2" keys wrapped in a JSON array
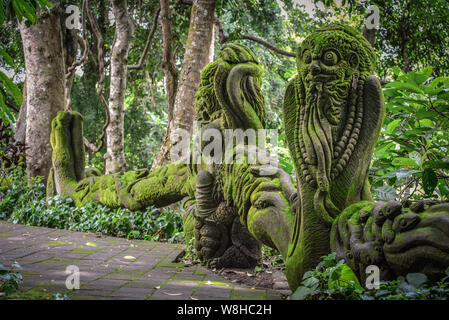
[{"x1": 0, "y1": 221, "x2": 287, "y2": 300}]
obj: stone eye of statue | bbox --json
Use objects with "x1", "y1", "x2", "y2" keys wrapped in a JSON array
[
  {"x1": 302, "y1": 49, "x2": 312, "y2": 64},
  {"x1": 322, "y1": 50, "x2": 338, "y2": 66}
]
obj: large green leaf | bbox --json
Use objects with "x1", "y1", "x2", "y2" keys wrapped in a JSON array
[
  {"x1": 0, "y1": 48, "x2": 14, "y2": 66},
  {"x1": 0, "y1": 70, "x2": 22, "y2": 106},
  {"x1": 410, "y1": 67, "x2": 433, "y2": 85},
  {"x1": 291, "y1": 286, "x2": 313, "y2": 300},
  {"x1": 422, "y1": 168, "x2": 438, "y2": 195},
  {"x1": 328, "y1": 264, "x2": 362, "y2": 290},
  {"x1": 423, "y1": 160, "x2": 449, "y2": 170},
  {"x1": 386, "y1": 119, "x2": 401, "y2": 134},
  {"x1": 392, "y1": 157, "x2": 419, "y2": 168},
  {"x1": 0, "y1": 2, "x2": 5, "y2": 25},
  {"x1": 409, "y1": 151, "x2": 422, "y2": 167},
  {"x1": 406, "y1": 273, "x2": 428, "y2": 289},
  {"x1": 385, "y1": 81, "x2": 424, "y2": 94},
  {"x1": 378, "y1": 168, "x2": 421, "y2": 180},
  {"x1": 0, "y1": 89, "x2": 15, "y2": 129},
  {"x1": 374, "y1": 185, "x2": 398, "y2": 201}
]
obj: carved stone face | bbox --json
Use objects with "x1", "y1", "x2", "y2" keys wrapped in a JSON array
[
  {"x1": 298, "y1": 30, "x2": 362, "y2": 126},
  {"x1": 294, "y1": 25, "x2": 376, "y2": 189}
]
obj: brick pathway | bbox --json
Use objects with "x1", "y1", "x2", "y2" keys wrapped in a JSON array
[{"x1": 0, "y1": 221, "x2": 287, "y2": 300}]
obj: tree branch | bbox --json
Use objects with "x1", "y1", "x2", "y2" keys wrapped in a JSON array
[
  {"x1": 128, "y1": 8, "x2": 161, "y2": 70},
  {"x1": 214, "y1": 16, "x2": 226, "y2": 44},
  {"x1": 65, "y1": 0, "x2": 89, "y2": 111},
  {"x1": 76, "y1": 34, "x2": 98, "y2": 70},
  {"x1": 5, "y1": 101, "x2": 19, "y2": 113},
  {"x1": 176, "y1": 0, "x2": 193, "y2": 5},
  {"x1": 214, "y1": 16, "x2": 295, "y2": 58},
  {"x1": 176, "y1": 2, "x2": 295, "y2": 58},
  {"x1": 241, "y1": 35, "x2": 296, "y2": 57},
  {"x1": 84, "y1": 0, "x2": 110, "y2": 154}
]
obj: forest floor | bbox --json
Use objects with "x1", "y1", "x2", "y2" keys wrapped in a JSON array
[{"x1": 0, "y1": 220, "x2": 290, "y2": 300}]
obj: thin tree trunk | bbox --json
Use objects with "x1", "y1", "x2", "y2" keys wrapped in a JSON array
[
  {"x1": 363, "y1": 27, "x2": 376, "y2": 47},
  {"x1": 152, "y1": 0, "x2": 216, "y2": 169},
  {"x1": 208, "y1": 24, "x2": 215, "y2": 63},
  {"x1": 105, "y1": 0, "x2": 134, "y2": 174},
  {"x1": 14, "y1": 79, "x2": 27, "y2": 144},
  {"x1": 19, "y1": 4, "x2": 65, "y2": 184},
  {"x1": 160, "y1": 0, "x2": 178, "y2": 123}
]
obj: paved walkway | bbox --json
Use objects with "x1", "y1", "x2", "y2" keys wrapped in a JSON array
[{"x1": 0, "y1": 221, "x2": 286, "y2": 300}]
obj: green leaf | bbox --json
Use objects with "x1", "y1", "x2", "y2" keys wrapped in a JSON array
[
  {"x1": 0, "y1": 48, "x2": 14, "y2": 66},
  {"x1": 374, "y1": 185, "x2": 397, "y2": 201},
  {"x1": 409, "y1": 151, "x2": 422, "y2": 167},
  {"x1": 429, "y1": 77, "x2": 449, "y2": 89},
  {"x1": 302, "y1": 276, "x2": 319, "y2": 288},
  {"x1": 378, "y1": 168, "x2": 420, "y2": 180},
  {"x1": 18, "y1": 0, "x2": 37, "y2": 24},
  {"x1": 0, "y1": 2, "x2": 4, "y2": 25},
  {"x1": 392, "y1": 157, "x2": 419, "y2": 168},
  {"x1": 416, "y1": 109, "x2": 438, "y2": 120},
  {"x1": 385, "y1": 81, "x2": 424, "y2": 94},
  {"x1": 291, "y1": 286, "x2": 313, "y2": 300},
  {"x1": 422, "y1": 168, "x2": 438, "y2": 195},
  {"x1": 11, "y1": 0, "x2": 25, "y2": 22},
  {"x1": 423, "y1": 160, "x2": 449, "y2": 170},
  {"x1": 386, "y1": 119, "x2": 401, "y2": 134},
  {"x1": 412, "y1": 67, "x2": 433, "y2": 85},
  {"x1": 438, "y1": 181, "x2": 449, "y2": 199},
  {"x1": 392, "y1": 66, "x2": 402, "y2": 76},
  {"x1": 0, "y1": 71, "x2": 22, "y2": 106},
  {"x1": 0, "y1": 91, "x2": 15, "y2": 129},
  {"x1": 406, "y1": 273, "x2": 428, "y2": 289},
  {"x1": 328, "y1": 264, "x2": 362, "y2": 290}
]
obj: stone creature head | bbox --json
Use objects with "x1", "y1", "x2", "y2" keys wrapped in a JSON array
[
  {"x1": 194, "y1": 43, "x2": 265, "y2": 130},
  {"x1": 297, "y1": 24, "x2": 375, "y2": 86}
]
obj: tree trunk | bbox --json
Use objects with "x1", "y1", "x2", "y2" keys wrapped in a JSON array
[
  {"x1": 159, "y1": 0, "x2": 178, "y2": 121},
  {"x1": 105, "y1": 0, "x2": 134, "y2": 174},
  {"x1": 152, "y1": 0, "x2": 216, "y2": 169},
  {"x1": 19, "y1": 4, "x2": 65, "y2": 184},
  {"x1": 14, "y1": 79, "x2": 27, "y2": 144},
  {"x1": 363, "y1": 27, "x2": 376, "y2": 47}
]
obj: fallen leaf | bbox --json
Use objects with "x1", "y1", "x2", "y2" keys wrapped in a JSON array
[
  {"x1": 163, "y1": 292, "x2": 182, "y2": 296},
  {"x1": 85, "y1": 242, "x2": 97, "y2": 247},
  {"x1": 124, "y1": 255, "x2": 136, "y2": 260}
]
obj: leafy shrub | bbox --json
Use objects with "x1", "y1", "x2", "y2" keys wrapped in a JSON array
[
  {"x1": 291, "y1": 253, "x2": 449, "y2": 300},
  {"x1": 370, "y1": 68, "x2": 449, "y2": 202},
  {"x1": 0, "y1": 123, "x2": 27, "y2": 194},
  {"x1": 0, "y1": 170, "x2": 184, "y2": 243},
  {"x1": 0, "y1": 263, "x2": 23, "y2": 296}
]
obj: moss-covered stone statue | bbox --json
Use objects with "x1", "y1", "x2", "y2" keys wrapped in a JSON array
[
  {"x1": 48, "y1": 26, "x2": 449, "y2": 292},
  {"x1": 283, "y1": 24, "x2": 449, "y2": 289},
  {"x1": 47, "y1": 43, "x2": 297, "y2": 271}
]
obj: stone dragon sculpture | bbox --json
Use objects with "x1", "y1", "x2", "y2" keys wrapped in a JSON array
[
  {"x1": 47, "y1": 43, "x2": 297, "y2": 271},
  {"x1": 48, "y1": 25, "x2": 449, "y2": 291}
]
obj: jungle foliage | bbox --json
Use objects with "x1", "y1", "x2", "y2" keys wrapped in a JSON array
[{"x1": 292, "y1": 253, "x2": 449, "y2": 300}]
